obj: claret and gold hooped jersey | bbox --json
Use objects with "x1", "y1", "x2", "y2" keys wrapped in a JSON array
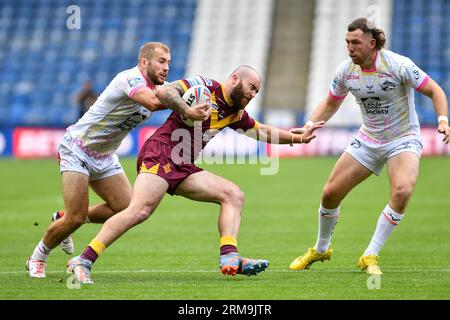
[{"x1": 329, "y1": 49, "x2": 429, "y2": 144}]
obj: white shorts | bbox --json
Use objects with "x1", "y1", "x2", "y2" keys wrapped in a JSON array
[
  {"x1": 58, "y1": 133, "x2": 124, "y2": 181},
  {"x1": 344, "y1": 135, "x2": 423, "y2": 176}
]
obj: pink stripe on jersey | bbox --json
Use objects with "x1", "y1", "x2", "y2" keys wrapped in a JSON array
[
  {"x1": 129, "y1": 85, "x2": 145, "y2": 98},
  {"x1": 328, "y1": 90, "x2": 347, "y2": 100},
  {"x1": 416, "y1": 75, "x2": 430, "y2": 92}
]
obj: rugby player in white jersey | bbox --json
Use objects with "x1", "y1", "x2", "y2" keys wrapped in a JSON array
[
  {"x1": 26, "y1": 42, "x2": 211, "y2": 278},
  {"x1": 289, "y1": 18, "x2": 450, "y2": 275}
]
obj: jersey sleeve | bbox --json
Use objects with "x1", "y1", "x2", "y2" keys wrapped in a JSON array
[
  {"x1": 121, "y1": 73, "x2": 147, "y2": 98},
  {"x1": 177, "y1": 75, "x2": 218, "y2": 94},
  {"x1": 228, "y1": 110, "x2": 259, "y2": 132},
  {"x1": 328, "y1": 62, "x2": 349, "y2": 100},
  {"x1": 397, "y1": 57, "x2": 429, "y2": 91}
]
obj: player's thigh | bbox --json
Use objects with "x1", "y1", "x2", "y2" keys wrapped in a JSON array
[
  {"x1": 324, "y1": 152, "x2": 372, "y2": 198},
  {"x1": 128, "y1": 173, "x2": 169, "y2": 214},
  {"x1": 90, "y1": 173, "x2": 132, "y2": 212},
  {"x1": 386, "y1": 151, "x2": 420, "y2": 191},
  {"x1": 175, "y1": 171, "x2": 241, "y2": 203},
  {"x1": 61, "y1": 171, "x2": 90, "y2": 216}
]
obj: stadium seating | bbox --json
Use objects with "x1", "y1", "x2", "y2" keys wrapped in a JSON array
[
  {"x1": 186, "y1": 0, "x2": 274, "y2": 117},
  {"x1": 391, "y1": 0, "x2": 450, "y2": 125},
  {"x1": 0, "y1": 0, "x2": 197, "y2": 126},
  {"x1": 1, "y1": 0, "x2": 448, "y2": 128}
]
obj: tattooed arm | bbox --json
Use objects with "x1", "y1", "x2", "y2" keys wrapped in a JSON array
[{"x1": 156, "y1": 81, "x2": 211, "y2": 121}]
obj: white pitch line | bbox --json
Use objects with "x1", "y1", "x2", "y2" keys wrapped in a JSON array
[{"x1": 2, "y1": 268, "x2": 450, "y2": 275}]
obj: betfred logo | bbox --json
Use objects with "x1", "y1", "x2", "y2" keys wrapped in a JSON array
[
  {"x1": 346, "y1": 74, "x2": 360, "y2": 80},
  {"x1": 378, "y1": 73, "x2": 393, "y2": 78},
  {"x1": 13, "y1": 128, "x2": 66, "y2": 158}
]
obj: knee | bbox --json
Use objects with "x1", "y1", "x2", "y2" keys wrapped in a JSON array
[
  {"x1": 391, "y1": 184, "x2": 414, "y2": 205},
  {"x1": 109, "y1": 194, "x2": 132, "y2": 213},
  {"x1": 322, "y1": 183, "x2": 341, "y2": 204},
  {"x1": 221, "y1": 184, "x2": 245, "y2": 208},
  {"x1": 128, "y1": 205, "x2": 154, "y2": 225},
  {"x1": 63, "y1": 213, "x2": 86, "y2": 229},
  {"x1": 110, "y1": 200, "x2": 130, "y2": 213}
]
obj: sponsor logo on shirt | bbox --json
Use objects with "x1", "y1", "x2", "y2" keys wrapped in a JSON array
[
  {"x1": 361, "y1": 97, "x2": 389, "y2": 115},
  {"x1": 378, "y1": 73, "x2": 393, "y2": 78},
  {"x1": 412, "y1": 66, "x2": 420, "y2": 80},
  {"x1": 127, "y1": 77, "x2": 145, "y2": 88},
  {"x1": 346, "y1": 74, "x2": 360, "y2": 80},
  {"x1": 366, "y1": 85, "x2": 376, "y2": 94},
  {"x1": 186, "y1": 76, "x2": 204, "y2": 87},
  {"x1": 118, "y1": 112, "x2": 146, "y2": 131},
  {"x1": 379, "y1": 80, "x2": 396, "y2": 91},
  {"x1": 332, "y1": 78, "x2": 338, "y2": 90},
  {"x1": 350, "y1": 138, "x2": 361, "y2": 148}
]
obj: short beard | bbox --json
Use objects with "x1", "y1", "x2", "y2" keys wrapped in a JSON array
[
  {"x1": 147, "y1": 66, "x2": 164, "y2": 85},
  {"x1": 230, "y1": 82, "x2": 245, "y2": 109}
]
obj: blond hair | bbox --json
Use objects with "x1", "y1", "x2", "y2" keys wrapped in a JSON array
[{"x1": 138, "y1": 42, "x2": 170, "y2": 62}]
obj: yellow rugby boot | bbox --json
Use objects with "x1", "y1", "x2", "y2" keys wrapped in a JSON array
[
  {"x1": 357, "y1": 254, "x2": 383, "y2": 275},
  {"x1": 289, "y1": 246, "x2": 333, "y2": 270}
]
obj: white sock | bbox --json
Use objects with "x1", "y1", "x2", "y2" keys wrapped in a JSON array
[
  {"x1": 31, "y1": 240, "x2": 52, "y2": 261},
  {"x1": 314, "y1": 205, "x2": 340, "y2": 253},
  {"x1": 364, "y1": 204, "x2": 404, "y2": 256}
]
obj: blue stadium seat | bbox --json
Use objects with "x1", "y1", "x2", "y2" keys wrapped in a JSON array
[
  {"x1": 0, "y1": 0, "x2": 197, "y2": 126},
  {"x1": 392, "y1": 0, "x2": 450, "y2": 125}
]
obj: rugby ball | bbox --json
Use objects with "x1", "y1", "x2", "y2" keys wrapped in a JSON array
[{"x1": 181, "y1": 85, "x2": 212, "y2": 127}]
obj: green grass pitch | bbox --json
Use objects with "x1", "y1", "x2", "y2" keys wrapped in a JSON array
[{"x1": 0, "y1": 157, "x2": 449, "y2": 300}]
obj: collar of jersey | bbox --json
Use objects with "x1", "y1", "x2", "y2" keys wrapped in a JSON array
[
  {"x1": 361, "y1": 50, "x2": 379, "y2": 73},
  {"x1": 220, "y1": 84, "x2": 233, "y2": 107}
]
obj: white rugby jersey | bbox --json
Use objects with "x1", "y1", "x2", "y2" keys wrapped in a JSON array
[
  {"x1": 329, "y1": 49, "x2": 429, "y2": 144},
  {"x1": 66, "y1": 66, "x2": 155, "y2": 159}
]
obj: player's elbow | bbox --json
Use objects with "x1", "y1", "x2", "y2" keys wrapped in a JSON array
[
  {"x1": 132, "y1": 90, "x2": 160, "y2": 111},
  {"x1": 155, "y1": 86, "x2": 165, "y2": 99},
  {"x1": 155, "y1": 85, "x2": 171, "y2": 102},
  {"x1": 64, "y1": 214, "x2": 87, "y2": 229}
]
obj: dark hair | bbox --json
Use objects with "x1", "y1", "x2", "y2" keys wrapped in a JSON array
[{"x1": 348, "y1": 18, "x2": 386, "y2": 50}]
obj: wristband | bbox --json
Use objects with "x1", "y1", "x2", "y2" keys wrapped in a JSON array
[
  {"x1": 438, "y1": 115, "x2": 449, "y2": 124},
  {"x1": 289, "y1": 134, "x2": 295, "y2": 146},
  {"x1": 305, "y1": 120, "x2": 314, "y2": 128}
]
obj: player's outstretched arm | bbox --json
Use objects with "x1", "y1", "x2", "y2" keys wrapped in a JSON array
[
  {"x1": 418, "y1": 78, "x2": 450, "y2": 144},
  {"x1": 156, "y1": 82, "x2": 211, "y2": 121},
  {"x1": 248, "y1": 121, "x2": 324, "y2": 145},
  {"x1": 290, "y1": 94, "x2": 344, "y2": 136}
]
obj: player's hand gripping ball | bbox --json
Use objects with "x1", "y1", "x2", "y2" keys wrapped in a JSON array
[{"x1": 181, "y1": 85, "x2": 212, "y2": 127}]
